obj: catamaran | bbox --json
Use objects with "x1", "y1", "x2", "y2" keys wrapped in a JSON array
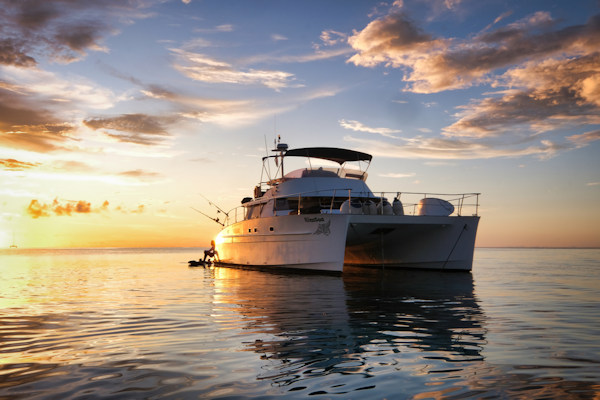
[{"x1": 212, "y1": 140, "x2": 480, "y2": 273}]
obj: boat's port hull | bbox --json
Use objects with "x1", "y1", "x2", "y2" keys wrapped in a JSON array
[
  {"x1": 344, "y1": 214, "x2": 479, "y2": 271},
  {"x1": 215, "y1": 213, "x2": 479, "y2": 272}
]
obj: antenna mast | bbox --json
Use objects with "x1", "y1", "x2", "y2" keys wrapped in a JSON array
[{"x1": 272, "y1": 135, "x2": 288, "y2": 178}]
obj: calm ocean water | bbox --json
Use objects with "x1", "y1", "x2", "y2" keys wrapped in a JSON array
[{"x1": 0, "y1": 248, "x2": 598, "y2": 399}]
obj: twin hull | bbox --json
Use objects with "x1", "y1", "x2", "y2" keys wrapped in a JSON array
[{"x1": 216, "y1": 214, "x2": 479, "y2": 273}]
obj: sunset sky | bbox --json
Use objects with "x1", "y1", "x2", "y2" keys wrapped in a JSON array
[{"x1": 1, "y1": 0, "x2": 599, "y2": 249}]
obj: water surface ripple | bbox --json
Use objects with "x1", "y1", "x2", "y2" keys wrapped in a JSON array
[{"x1": 0, "y1": 248, "x2": 598, "y2": 399}]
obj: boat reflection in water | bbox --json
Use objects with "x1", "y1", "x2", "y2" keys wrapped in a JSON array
[{"x1": 212, "y1": 266, "x2": 486, "y2": 395}]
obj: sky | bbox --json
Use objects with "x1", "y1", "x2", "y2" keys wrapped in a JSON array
[{"x1": 0, "y1": 0, "x2": 599, "y2": 249}]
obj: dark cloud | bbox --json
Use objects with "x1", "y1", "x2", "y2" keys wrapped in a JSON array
[
  {"x1": 438, "y1": 13, "x2": 600, "y2": 84},
  {"x1": 0, "y1": 0, "x2": 151, "y2": 66},
  {"x1": 0, "y1": 81, "x2": 80, "y2": 152},
  {"x1": 54, "y1": 21, "x2": 108, "y2": 54},
  {"x1": 0, "y1": 85, "x2": 59, "y2": 127},
  {"x1": 0, "y1": 158, "x2": 40, "y2": 170},
  {"x1": 13, "y1": 0, "x2": 61, "y2": 29},
  {"x1": 84, "y1": 114, "x2": 173, "y2": 146},
  {"x1": 0, "y1": 39, "x2": 36, "y2": 67},
  {"x1": 0, "y1": 123, "x2": 78, "y2": 152},
  {"x1": 84, "y1": 114, "x2": 169, "y2": 134}
]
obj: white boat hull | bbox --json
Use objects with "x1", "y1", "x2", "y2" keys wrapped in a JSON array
[
  {"x1": 345, "y1": 215, "x2": 480, "y2": 271},
  {"x1": 215, "y1": 213, "x2": 479, "y2": 272},
  {"x1": 216, "y1": 214, "x2": 351, "y2": 272}
]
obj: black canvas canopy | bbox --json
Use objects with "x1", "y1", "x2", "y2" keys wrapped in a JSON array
[{"x1": 283, "y1": 147, "x2": 372, "y2": 164}]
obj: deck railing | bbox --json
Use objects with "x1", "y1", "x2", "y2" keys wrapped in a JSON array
[{"x1": 223, "y1": 190, "x2": 480, "y2": 226}]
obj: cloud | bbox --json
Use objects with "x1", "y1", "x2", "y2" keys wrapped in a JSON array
[
  {"x1": 83, "y1": 114, "x2": 174, "y2": 146},
  {"x1": 271, "y1": 34, "x2": 288, "y2": 41},
  {"x1": 0, "y1": 0, "x2": 151, "y2": 66},
  {"x1": 1, "y1": 65, "x2": 117, "y2": 110},
  {"x1": 115, "y1": 204, "x2": 145, "y2": 214},
  {"x1": 26, "y1": 200, "x2": 50, "y2": 218},
  {"x1": 171, "y1": 49, "x2": 297, "y2": 90},
  {"x1": 0, "y1": 123, "x2": 78, "y2": 152},
  {"x1": 193, "y1": 24, "x2": 234, "y2": 34},
  {"x1": 347, "y1": 12, "x2": 437, "y2": 69},
  {"x1": 50, "y1": 160, "x2": 95, "y2": 173},
  {"x1": 320, "y1": 30, "x2": 347, "y2": 47},
  {"x1": 26, "y1": 198, "x2": 145, "y2": 218},
  {"x1": 379, "y1": 172, "x2": 416, "y2": 178},
  {"x1": 345, "y1": 7, "x2": 600, "y2": 159},
  {"x1": 0, "y1": 158, "x2": 40, "y2": 170},
  {"x1": 567, "y1": 129, "x2": 600, "y2": 147},
  {"x1": 104, "y1": 68, "x2": 260, "y2": 125},
  {"x1": 344, "y1": 134, "x2": 567, "y2": 160},
  {"x1": 118, "y1": 169, "x2": 162, "y2": 180},
  {"x1": 26, "y1": 198, "x2": 94, "y2": 218},
  {"x1": 0, "y1": 77, "x2": 79, "y2": 151},
  {"x1": 348, "y1": 11, "x2": 600, "y2": 93},
  {"x1": 0, "y1": 66, "x2": 117, "y2": 153},
  {"x1": 0, "y1": 38, "x2": 36, "y2": 67},
  {"x1": 141, "y1": 79, "x2": 340, "y2": 127},
  {"x1": 444, "y1": 55, "x2": 600, "y2": 138},
  {"x1": 339, "y1": 119, "x2": 401, "y2": 139},
  {"x1": 139, "y1": 83, "x2": 253, "y2": 116}
]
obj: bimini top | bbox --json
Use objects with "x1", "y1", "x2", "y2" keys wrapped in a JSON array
[{"x1": 283, "y1": 147, "x2": 372, "y2": 165}]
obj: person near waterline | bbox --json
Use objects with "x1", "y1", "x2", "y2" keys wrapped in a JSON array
[{"x1": 203, "y1": 240, "x2": 219, "y2": 262}]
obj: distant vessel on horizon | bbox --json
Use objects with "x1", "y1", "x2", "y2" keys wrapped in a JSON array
[
  {"x1": 208, "y1": 139, "x2": 480, "y2": 273},
  {"x1": 9, "y1": 231, "x2": 17, "y2": 249}
]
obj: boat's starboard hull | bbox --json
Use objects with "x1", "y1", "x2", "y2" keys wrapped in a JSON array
[
  {"x1": 215, "y1": 214, "x2": 351, "y2": 272},
  {"x1": 345, "y1": 215, "x2": 480, "y2": 271}
]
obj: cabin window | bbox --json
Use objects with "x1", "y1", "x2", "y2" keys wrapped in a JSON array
[
  {"x1": 274, "y1": 198, "x2": 289, "y2": 210},
  {"x1": 274, "y1": 197, "x2": 299, "y2": 215},
  {"x1": 269, "y1": 227, "x2": 274, "y2": 231},
  {"x1": 245, "y1": 204, "x2": 264, "y2": 220},
  {"x1": 299, "y1": 197, "x2": 321, "y2": 214}
]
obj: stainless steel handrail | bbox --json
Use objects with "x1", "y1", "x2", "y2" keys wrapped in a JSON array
[{"x1": 223, "y1": 190, "x2": 480, "y2": 226}]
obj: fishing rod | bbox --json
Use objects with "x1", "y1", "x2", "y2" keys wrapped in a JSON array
[
  {"x1": 190, "y1": 207, "x2": 224, "y2": 226},
  {"x1": 200, "y1": 194, "x2": 229, "y2": 217}
]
